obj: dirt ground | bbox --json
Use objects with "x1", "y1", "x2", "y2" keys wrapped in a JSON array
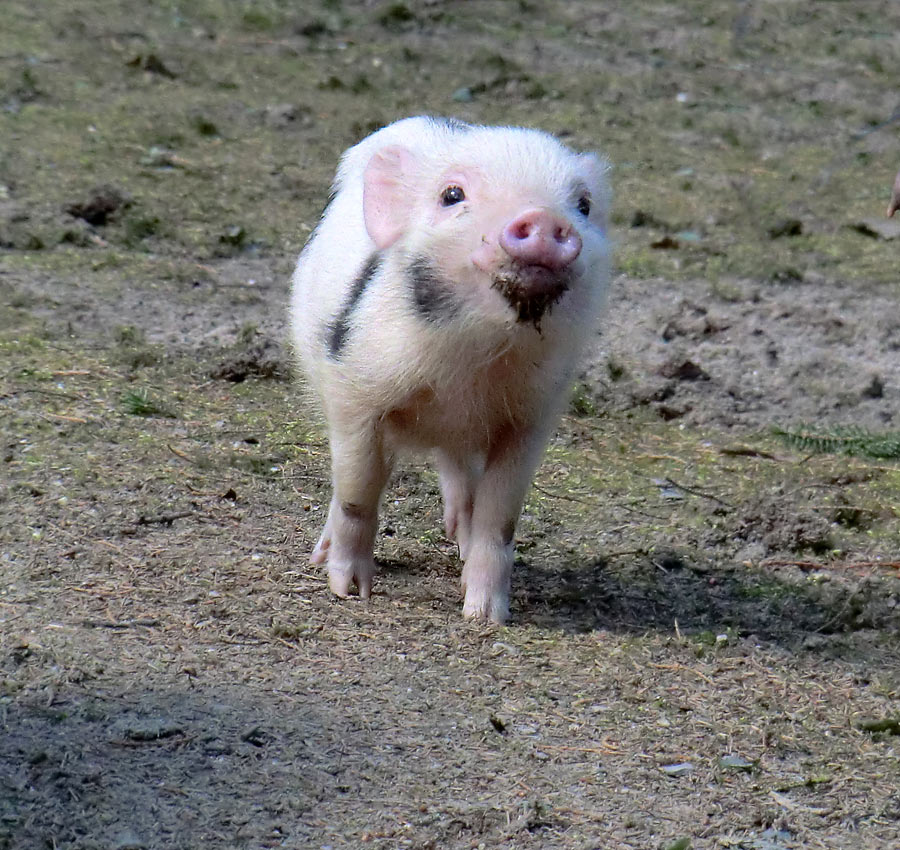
[{"x1": 2, "y1": 2, "x2": 899, "y2": 848}]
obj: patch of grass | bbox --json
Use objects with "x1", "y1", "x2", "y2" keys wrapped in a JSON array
[
  {"x1": 114, "y1": 325, "x2": 145, "y2": 345},
  {"x1": 241, "y1": 8, "x2": 280, "y2": 31},
  {"x1": 191, "y1": 115, "x2": 220, "y2": 137},
  {"x1": 569, "y1": 382, "x2": 597, "y2": 417},
  {"x1": 774, "y1": 424, "x2": 900, "y2": 460},
  {"x1": 121, "y1": 388, "x2": 176, "y2": 418},
  {"x1": 227, "y1": 451, "x2": 286, "y2": 477},
  {"x1": 605, "y1": 356, "x2": 627, "y2": 382},
  {"x1": 376, "y1": 3, "x2": 415, "y2": 30},
  {"x1": 124, "y1": 215, "x2": 164, "y2": 247}
]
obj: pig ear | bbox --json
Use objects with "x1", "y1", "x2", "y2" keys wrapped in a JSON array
[
  {"x1": 577, "y1": 152, "x2": 609, "y2": 186},
  {"x1": 363, "y1": 145, "x2": 418, "y2": 250}
]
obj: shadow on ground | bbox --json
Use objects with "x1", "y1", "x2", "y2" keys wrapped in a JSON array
[
  {"x1": 512, "y1": 553, "x2": 898, "y2": 645},
  {"x1": 0, "y1": 684, "x2": 355, "y2": 849}
]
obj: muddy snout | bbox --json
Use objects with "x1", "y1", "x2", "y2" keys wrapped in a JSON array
[
  {"x1": 491, "y1": 208, "x2": 580, "y2": 326},
  {"x1": 499, "y1": 208, "x2": 582, "y2": 272}
]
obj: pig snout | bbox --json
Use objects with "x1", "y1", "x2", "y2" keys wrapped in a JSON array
[{"x1": 499, "y1": 209, "x2": 582, "y2": 271}]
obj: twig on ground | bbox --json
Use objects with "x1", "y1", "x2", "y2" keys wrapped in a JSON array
[
  {"x1": 663, "y1": 477, "x2": 733, "y2": 510},
  {"x1": 81, "y1": 618, "x2": 161, "y2": 629},
  {"x1": 136, "y1": 510, "x2": 194, "y2": 526},
  {"x1": 762, "y1": 559, "x2": 900, "y2": 570}
]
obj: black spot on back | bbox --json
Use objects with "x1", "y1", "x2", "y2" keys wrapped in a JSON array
[
  {"x1": 327, "y1": 253, "x2": 382, "y2": 359},
  {"x1": 408, "y1": 256, "x2": 462, "y2": 324}
]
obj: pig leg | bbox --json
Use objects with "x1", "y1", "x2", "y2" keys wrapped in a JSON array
[
  {"x1": 461, "y1": 425, "x2": 546, "y2": 623},
  {"x1": 435, "y1": 450, "x2": 484, "y2": 560},
  {"x1": 311, "y1": 423, "x2": 393, "y2": 599}
]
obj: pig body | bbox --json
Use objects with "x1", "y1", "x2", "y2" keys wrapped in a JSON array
[{"x1": 291, "y1": 116, "x2": 610, "y2": 622}]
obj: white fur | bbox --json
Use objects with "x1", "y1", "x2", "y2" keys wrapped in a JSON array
[{"x1": 291, "y1": 116, "x2": 611, "y2": 622}]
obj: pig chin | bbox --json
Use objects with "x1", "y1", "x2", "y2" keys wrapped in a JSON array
[{"x1": 490, "y1": 264, "x2": 571, "y2": 329}]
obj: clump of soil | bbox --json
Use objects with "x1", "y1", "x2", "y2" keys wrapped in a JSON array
[
  {"x1": 210, "y1": 334, "x2": 288, "y2": 382},
  {"x1": 732, "y1": 494, "x2": 834, "y2": 556},
  {"x1": 65, "y1": 186, "x2": 131, "y2": 226}
]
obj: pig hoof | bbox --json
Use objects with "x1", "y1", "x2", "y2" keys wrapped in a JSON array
[
  {"x1": 328, "y1": 561, "x2": 375, "y2": 599},
  {"x1": 462, "y1": 587, "x2": 510, "y2": 624}
]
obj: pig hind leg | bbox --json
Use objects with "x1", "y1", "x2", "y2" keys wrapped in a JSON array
[
  {"x1": 312, "y1": 424, "x2": 393, "y2": 599},
  {"x1": 435, "y1": 450, "x2": 484, "y2": 560}
]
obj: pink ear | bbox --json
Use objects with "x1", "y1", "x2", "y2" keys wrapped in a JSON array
[{"x1": 363, "y1": 145, "x2": 417, "y2": 249}]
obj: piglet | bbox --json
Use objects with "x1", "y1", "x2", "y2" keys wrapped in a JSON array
[{"x1": 291, "y1": 116, "x2": 610, "y2": 622}]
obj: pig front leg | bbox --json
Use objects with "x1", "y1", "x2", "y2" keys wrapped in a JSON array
[
  {"x1": 460, "y1": 425, "x2": 546, "y2": 623},
  {"x1": 435, "y1": 450, "x2": 485, "y2": 561},
  {"x1": 311, "y1": 423, "x2": 393, "y2": 599}
]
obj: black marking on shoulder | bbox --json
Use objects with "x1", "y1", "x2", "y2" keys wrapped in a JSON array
[
  {"x1": 408, "y1": 256, "x2": 462, "y2": 324},
  {"x1": 326, "y1": 253, "x2": 382, "y2": 359}
]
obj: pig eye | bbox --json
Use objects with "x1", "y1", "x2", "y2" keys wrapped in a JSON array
[
  {"x1": 440, "y1": 185, "x2": 466, "y2": 206},
  {"x1": 576, "y1": 196, "x2": 591, "y2": 217}
]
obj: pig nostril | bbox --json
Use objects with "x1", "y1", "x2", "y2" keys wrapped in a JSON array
[{"x1": 512, "y1": 221, "x2": 532, "y2": 240}]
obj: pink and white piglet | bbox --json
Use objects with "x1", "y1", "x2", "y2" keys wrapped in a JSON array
[{"x1": 291, "y1": 116, "x2": 611, "y2": 623}]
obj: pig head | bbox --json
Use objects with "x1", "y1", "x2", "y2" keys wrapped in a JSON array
[{"x1": 291, "y1": 117, "x2": 611, "y2": 623}]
